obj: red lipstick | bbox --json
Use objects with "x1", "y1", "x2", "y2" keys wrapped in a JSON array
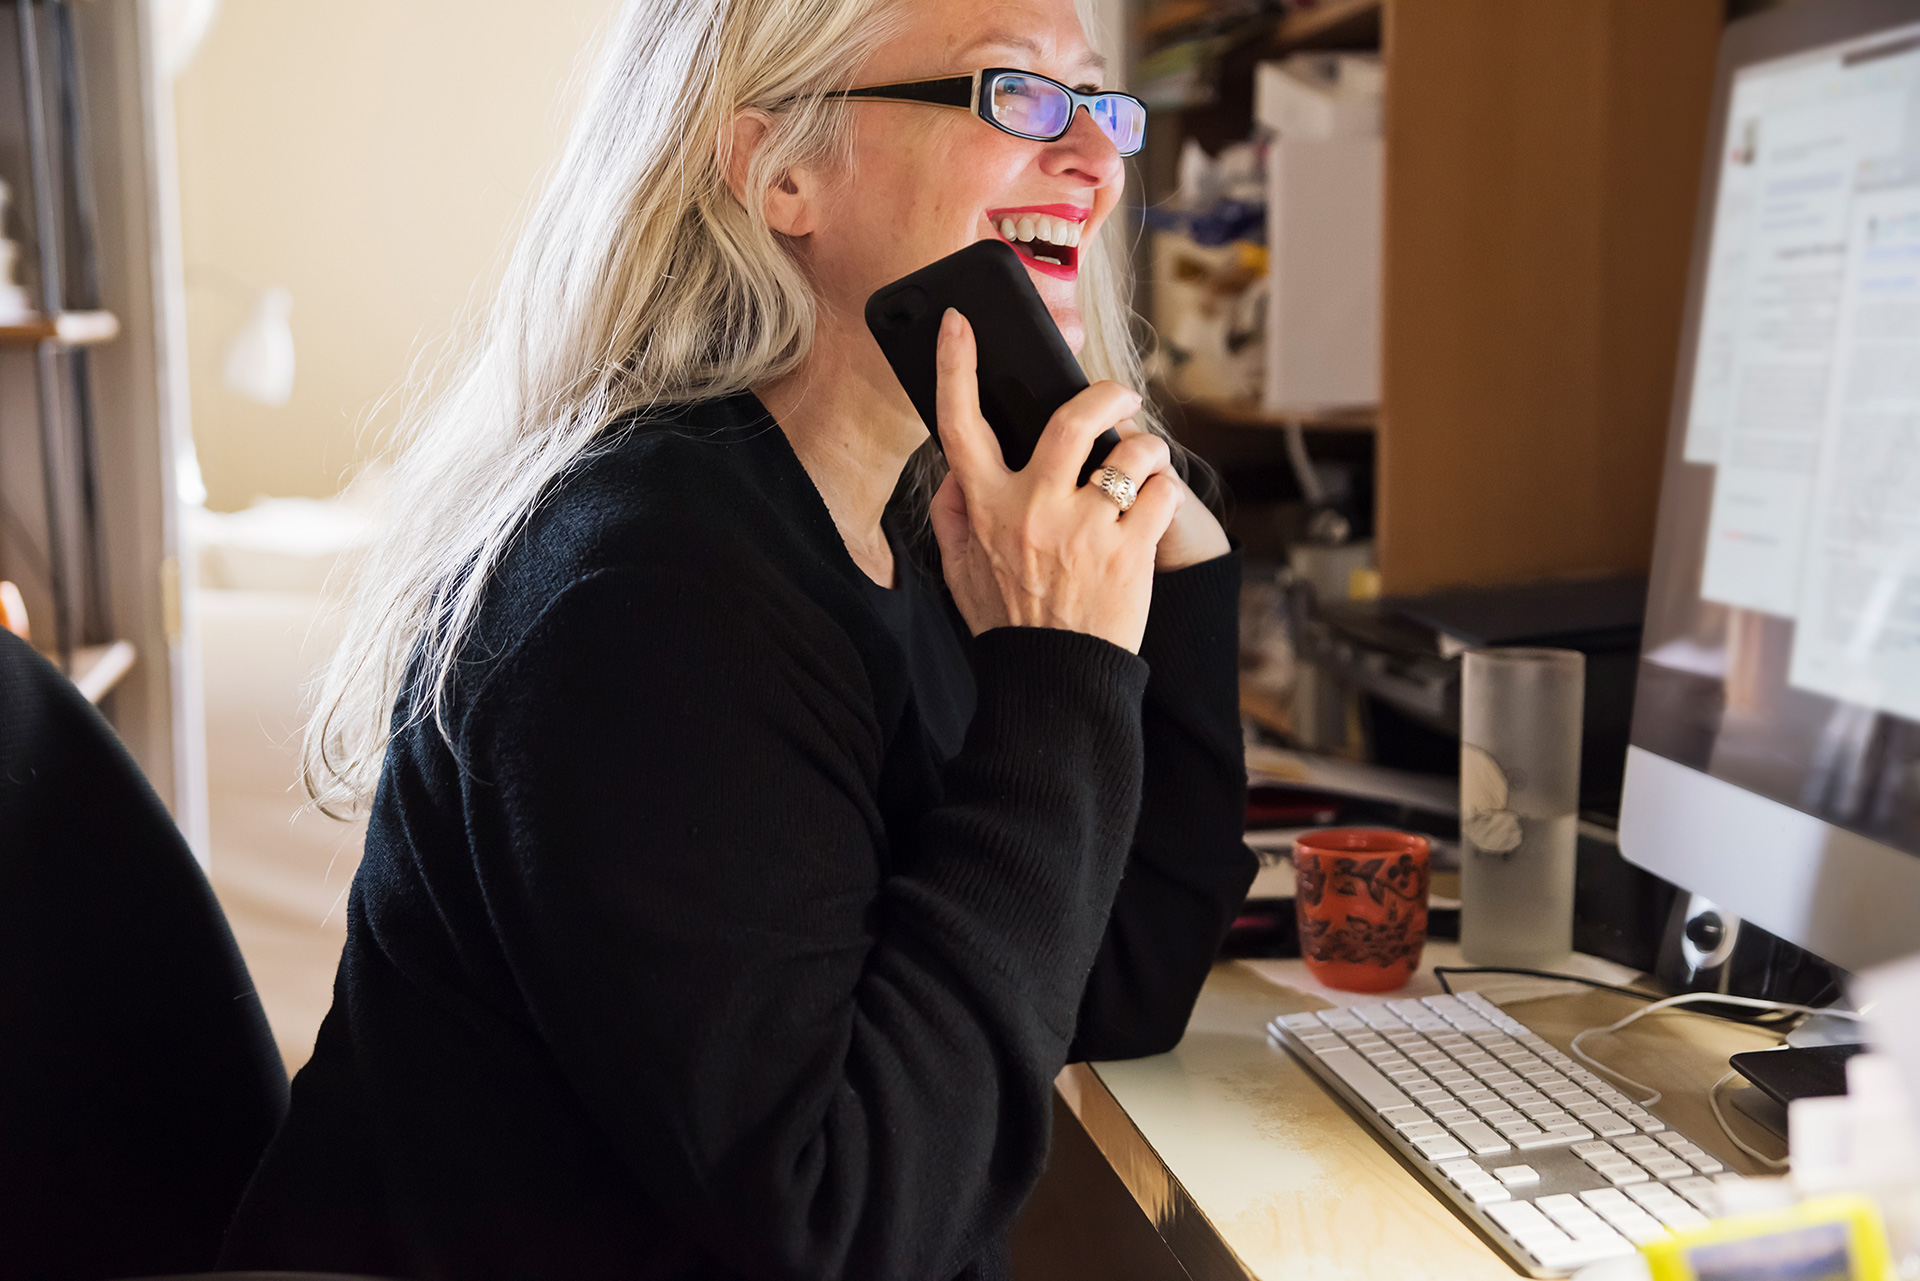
[{"x1": 985, "y1": 204, "x2": 1092, "y2": 281}]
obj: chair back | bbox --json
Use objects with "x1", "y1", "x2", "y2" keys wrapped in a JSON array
[{"x1": 0, "y1": 631, "x2": 289, "y2": 1280}]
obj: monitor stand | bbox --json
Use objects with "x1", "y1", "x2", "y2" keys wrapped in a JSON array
[{"x1": 1655, "y1": 894, "x2": 1846, "y2": 1004}]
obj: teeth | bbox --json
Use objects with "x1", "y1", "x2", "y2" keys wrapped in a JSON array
[{"x1": 996, "y1": 213, "x2": 1087, "y2": 251}]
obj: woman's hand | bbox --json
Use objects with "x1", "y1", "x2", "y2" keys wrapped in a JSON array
[
  {"x1": 1105, "y1": 421, "x2": 1231, "y2": 573},
  {"x1": 928, "y1": 310, "x2": 1180, "y2": 654}
]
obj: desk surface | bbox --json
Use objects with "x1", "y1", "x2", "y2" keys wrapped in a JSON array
[{"x1": 1058, "y1": 947, "x2": 1789, "y2": 1281}]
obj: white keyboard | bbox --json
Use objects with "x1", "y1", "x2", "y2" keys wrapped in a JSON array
[{"x1": 1269, "y1": 990, "x2": 1745, "y2": 1276}]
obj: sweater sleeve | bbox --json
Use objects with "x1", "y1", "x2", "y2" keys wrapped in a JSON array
[
  {"x1": 1068, "y1": 549, "x2": 1258, "y2": 1061},
  {"x1": 458, "y1": 566, "x2": 1147, "y2": 1281}
]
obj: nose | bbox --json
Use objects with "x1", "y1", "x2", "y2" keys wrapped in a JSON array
[{"x1": 1041, "y1": 105, "x2": 1124, "y2": 190}]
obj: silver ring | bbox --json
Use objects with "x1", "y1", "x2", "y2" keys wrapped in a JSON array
[{"x1": 1093, "y1": 465, "x2": 1137, "y2": 513}]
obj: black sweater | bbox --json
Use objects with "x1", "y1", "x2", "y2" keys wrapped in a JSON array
[{"x1": 220, "y1": 393, "x2": 1256, "y2": 1281}]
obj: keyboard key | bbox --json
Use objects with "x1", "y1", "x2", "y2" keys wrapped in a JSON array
[
  {"x1": 1610, "y1": 1210, "x2": 1671, "y2": 1245},
  {"x1": 1401, "y1": 1122, "x2": 1447, "y2": 1141},
  {"x1": 1626, "y1": 1111, "x2": 1667, "y2": 1134},
  {"x1": 1428, "y1": 1107, "x2": 1474, "y2": 1125},
  {"x1": 1667, "y1": 1175, "x2": 1718, "y2": 1210},
  {"x1": 1515, "y1": 1125, "x2": 1591, "y2": 1150},
  {"x1": 1379, "y1": 1106, "x2": 1428, "y2": 1129},
  {"x1": 1493, "y1": 1119, "x2": 1543, "y2": 1139},
  {"x1": 1533, "y1": 1236, "x2": 1636, "y2": 1269},
  {"x1": 1685, "y1": 1152, "x2": 1725, "y2": 1175},
  {"x1": 1412, "y1": 1132, "x2": 1469, "y2": 1160},
  {"x1": 1624, "y1": 1183, "x2": 1679, "y2": 1205},
  {"x1": 1492, "y1": 1163, "x2": 1540, "y2": 1187},
  {"x1": 1534, "y1": 1194, "x2": 1600, "y2": 1228},
  {"x1": 1408, "y1": 1088, "x2": 1450, "y2": 1106},
  {"x1": 1315, "y1": 1048, "x2": 1414, "y2": 1112},
  {"x1": 1351, "y1": 1003, "x2": 1403, "y2": 1028},
  {"x1": 1436, "y1": 1158, "x2": 1484, "y2": 1184},
  {"x1": 1446, "y1": 1120, "x2": 1513, "y2": 1155},
  {"x1": 1653, "y1": 1203, "x2": 1711, "y2": 1231},
  {"x1": 1485, "y1": 1200, "x2": 1553, "y2": 1234},
  {"x1": 1298, "y1": 1033, "x2": 1344, "y2": 1053},
  {"x1": 1616, "y1": 1135, "x2": 1661, "y2": 1155},
  {"x1": 1570, "y1": 1140, "x2": 1614, "y2": 1157},
  {"x1": 1602, "y1": 1164, "x2": 1650, "y2": 1186},
  {"x1": 1455, "y1": 1088, "x2": 1498, "y2": 1106},
  {"x1": 1586, "y1": 1113, "x2": 1637, "y2": 1138},
  {"x1": 1477, "y1": 1107, "x2": 1522, "y2": 1125},
  {"x1": 1462, "y1": 1181, "x2": 1511, "y2": 1204},
  {"x1": 1641, "y1": 1156, "x2": 1693, "y2": 1180},
  {"x1": 1656, "y1": 1131, "x2": 1689, "y2": 1149},
  {"x1": 1579, "y1": 1188, "x2": 1634, "y2": 1214}
]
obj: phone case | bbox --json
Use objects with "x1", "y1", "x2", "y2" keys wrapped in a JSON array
[{"x1": 865, "y1": 239, "x2": 1120, "y2": 482}]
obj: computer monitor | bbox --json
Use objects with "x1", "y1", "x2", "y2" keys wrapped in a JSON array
[{"x1": 1620, "y1": 0, "x2": 1920, "y2": 977}]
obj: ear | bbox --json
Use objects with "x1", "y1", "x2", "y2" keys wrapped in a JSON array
[{"x1": 722, "y1": 109, "x2": 818, "y2": 239}]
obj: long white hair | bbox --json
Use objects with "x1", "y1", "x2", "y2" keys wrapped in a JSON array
[{"x1": 304, "y1": 0, "x2": 1175, "y2": 817}]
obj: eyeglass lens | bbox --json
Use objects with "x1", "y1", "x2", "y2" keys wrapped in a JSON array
[{"x1": 988, "y1": 73, "x2": 1144, "y2": 154}]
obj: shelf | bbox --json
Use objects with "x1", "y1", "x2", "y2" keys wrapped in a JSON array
[
  {"x1": 0, "y1": 309, "x2": 120, "y2": 348},
  {"x1": 68, "y1": 639, "x2": 135, "y2": 704},
  {"x1": 1158, "y1": 387, "x2": 1376, "y2": 433},
  {"x1": 1268, "y1": 0, "x2": 1382, "y2": 54},
  {"x1": 1193, "y1": 396, "x2": 1376, "y2": 432}
]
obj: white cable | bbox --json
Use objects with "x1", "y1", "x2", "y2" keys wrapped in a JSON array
[
  {"x1": 1707, "y1": 1068, "x2": 1790, "y2": 1170},
  {"x1": 1566, "y1": 993, "x2": 1866, "y2": 1108}
]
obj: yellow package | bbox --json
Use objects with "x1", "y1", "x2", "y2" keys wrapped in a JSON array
[{"x1": 1642, "y1": 1194, "x2": 1894, "y2": 1281}]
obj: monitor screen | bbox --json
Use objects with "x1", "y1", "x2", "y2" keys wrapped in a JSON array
[{"x1": 1632, "y1": 16, "x2": 1920, "y2": 865}]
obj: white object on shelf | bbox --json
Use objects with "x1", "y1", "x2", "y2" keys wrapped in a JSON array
[
  {"x1": 1255, "y1": 54, "x2": 1382, "y2": 142},
  {"x1": 1264, "y1": 134, "x2": 1382, "y2": 412},
  {"x1": 69, "y1": 639, "x2": 136, "y2": 704},
  {"x1": 0, "y1": 179, "x2": 34, "y2": 322}
]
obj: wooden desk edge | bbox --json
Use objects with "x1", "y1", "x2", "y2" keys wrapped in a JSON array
[{"x1": 1057, "y1": 1062, "x2": 1259, "y2": 1281}]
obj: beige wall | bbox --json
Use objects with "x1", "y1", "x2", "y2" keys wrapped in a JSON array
[{"x1": 172, "y1": 1, "x2": 619, "y2": 511}]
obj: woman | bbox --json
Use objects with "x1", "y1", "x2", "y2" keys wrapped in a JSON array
[{"x1": 222, "y1": 0, "x2": 1255, "y2": 1275}]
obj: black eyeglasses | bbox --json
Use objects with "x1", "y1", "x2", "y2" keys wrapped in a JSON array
[{"x1": 828, "y1": 68, "x2": 1147, "y2": 157}]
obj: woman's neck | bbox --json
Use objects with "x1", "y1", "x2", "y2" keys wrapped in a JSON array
[{"x1": 754, "y1": 308, "x2": 928, "y2": 589}]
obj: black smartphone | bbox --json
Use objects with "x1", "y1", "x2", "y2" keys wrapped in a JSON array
[
  {"x1": 1729, "y1": 1043, "x2": 1866, "y2": 1106},
  {"x1": 865, "y1": 239, "x2": 1120, "y2": 483}
]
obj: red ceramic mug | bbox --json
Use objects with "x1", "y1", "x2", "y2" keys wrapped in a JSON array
[{"x1": 1293, "y1": 829, "x2": 1430, "y2": 992}]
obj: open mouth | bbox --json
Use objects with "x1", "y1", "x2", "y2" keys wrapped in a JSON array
[{"x1": 988, "y1": 206, "x2": 1088, "y2": 279}]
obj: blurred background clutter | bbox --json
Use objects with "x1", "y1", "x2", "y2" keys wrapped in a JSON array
[
  {"x1": 0, "y1": 0, "x2": 619, "y2": 1072},
  {"x1": 0, "y1": 0, "x2": 1838, "y2": 1071}
]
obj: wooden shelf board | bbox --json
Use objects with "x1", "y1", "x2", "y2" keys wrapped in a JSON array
[
  {"x1": 1269, "y1": 0, "x2": 1382, "y2": 54},
  {"x1": 1161, "y1": 389, "x2": 1377, "y2": 433},
  {"x1": 67, "y1": 639, "x2": 135, "y2": 704},
  {"x1": 0, "y1": 309, "x2": 120, "y2": 348}
]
